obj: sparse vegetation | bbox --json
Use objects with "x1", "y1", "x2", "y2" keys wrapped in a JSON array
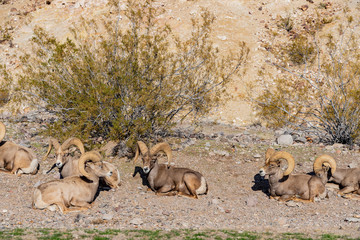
[
  {"x1": 251, "y1": 11, "x2": 360, "y2": 145},
  {"x1": 0, "y1": 228, "x2": 357, "y2": 240},
  {"x1": 7, "y1": 0, "x2": 248, "y2": 145}
]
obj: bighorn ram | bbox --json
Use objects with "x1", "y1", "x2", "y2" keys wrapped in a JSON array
[
  {"x1": 0, "y1": 121, "x2": 39, "y2": 175},
  {"x1": 32, "y1": 151, "x2": 113, "y2": 213},
  {"x1": 314, "y1": 155, "x2": 360, "y2": 198},
  {"x1": 259, "y1": 148, "x2": 326, "y2": 202},
  {"x1": 43, "y1": 137, "x2": 85, "y2": 176},
  {"x1": 133, "y1": 141, "x2": 208, "y2": 199},
  {"x1": 44, "y1": 137, "x2": 120, "y2": 188}
]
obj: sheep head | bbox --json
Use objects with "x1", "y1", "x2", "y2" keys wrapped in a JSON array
[
  {"x1": 78, "y1": 151, "x2": 112, "y2": 180},
  {"x1": 43, "y1": 137, "x2": 85, "y2": 168},
  {"x1": 102, "y1": 161, "x2": 121, "y2": 188},
  {"x1": 0, "y1": 122, "x2": 5, "y2": 142},
  {"x1": 313, "y1": 154, "x2": 336, "y2": 180},
  {"x1": 133, "y1": 141, "x2": 172, "y2": 174},
  {"x1": 259, "y1": 151, "x2": 295, "y2": 177}
]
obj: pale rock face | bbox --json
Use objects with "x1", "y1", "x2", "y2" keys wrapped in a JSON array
[{"x1": 277, "y1": 134, "x2": 293, "y2": 145}]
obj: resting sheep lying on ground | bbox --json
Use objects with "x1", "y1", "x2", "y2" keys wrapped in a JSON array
[
  {"x1": 32, "y1": 151, "x2": 113, "y2": 213},
  {"x1": 134, "y1": 141, "x2": 208, "y2": 199},
  {"x1": 0, "y1": 122, "x2": 39, "y2": 175},
  {"x1": 259, "y1": 148, "x2": 327, "y2": 202}
]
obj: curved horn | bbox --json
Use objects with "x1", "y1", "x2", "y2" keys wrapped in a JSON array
[
  {"x1": 61, "y1": 137, "x2": 85, "y2": 154},
  {"x1": 313, "y1": 154, "x2": 336, "y2": 175},
  {"x1": 78, "y1": 151, "x2": 102, "y2": 179},
  {"x1": 265, "y1": 148, "x2": 276, "y2": 164},
  {"x1": 42, "y1": 138, "x2": 61, "y2": 161},
  {"x1": 269, "y1": 151, "x2": 295, "y2": 176},
  {"x1": 0, "y1": 122, "x2": 5, "y2": 142},
  {"x1": 150, "y1": 142, "x2": 172, "y2": 165},
  {"x1": 133, "y1": 141, "x2": 149, "y2": 164}
]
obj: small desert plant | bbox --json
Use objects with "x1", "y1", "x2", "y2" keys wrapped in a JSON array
[
  {"x1": 0, "y1": 22, "x2": 13, "y2": 44},
  {"x1": 251, "y1": 12, "x2": 360, "y2": 145},
  {"x1": 11, "y1": 0, "x2": 248, "y2": 145},
  {"x1": 277, "y1": 15, "x2": 293, "y2": 32}
]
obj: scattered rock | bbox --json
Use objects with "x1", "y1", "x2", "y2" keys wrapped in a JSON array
[
  {"x1": 277, "y1": 134, "x2": 293, "y2": 145},
  {"x1": 102, "y1": 213, "x2": 114, "y2": 221},
  {"x1": 101, "y1": 141, "x2": 118, "y2": 157},
  {"x1": 245, "y1": 196, "x2": 258, "y2": 207},
  {"x1": 212, "y1": 150, "x2": 229, "y2": 157},
  {"x1": 285, "y1": 201, "x2": 298, "y2": 207},
  {"x1": 211, "y1": 199, "x2": 220, "y2": 205},
  {"x1": 130, "y1": 218, "x2": 143, "y2": 225},
  {"x1": 345, "y1": 217, "x2": 360, "y2": 223}
]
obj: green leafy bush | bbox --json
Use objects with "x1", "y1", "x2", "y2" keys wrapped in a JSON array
[{"x1": 13, "y1": 0, "x2": 248, "y2": 144}]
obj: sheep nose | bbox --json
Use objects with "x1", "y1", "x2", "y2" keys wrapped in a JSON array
[
  {"x1": 56, "y1": 162, "x2": 62, "y2": 168},
  {"x1": 259, "y1": 169, "x2": 265, "y2": 177},
  {"x1": 143, "y1": 166, "x2": 150, "y2": 173},
  {"x1": 109, "y1": 171, "x2": 113, "y2": 176}
]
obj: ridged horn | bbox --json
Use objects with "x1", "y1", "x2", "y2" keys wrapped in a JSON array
[
  {"x1": 78, "y1": 151, "x2": 102, "y2": 179},
  {"x1": 150, "y1": 142, "x2": 172, "y2": 165},
  {"x1": 133, "y1": 141, "x2": 149, "y2": 164},
  {"x1": 313, "y1": 154, "x2": 336, "y2": 175},
  {"x1": 42, "y1": 138, "x2": 61, "y2": 161},
  {"x1": 269, "y1": 151, "x2": 295, "y2": 176},
  {"x1": 0, "y1": 122, "x2": 5, "y2": 142},
  {"x1": 265, "y1": 148, "x2": 276, "y2": 164},
  {"x1": 61, "y1": 137, "x2": 85, "y2": 154}
]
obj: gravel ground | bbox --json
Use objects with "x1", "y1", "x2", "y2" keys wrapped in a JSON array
[{"x1": 0, "y1": 114, "x2": 360, "y2": 238}]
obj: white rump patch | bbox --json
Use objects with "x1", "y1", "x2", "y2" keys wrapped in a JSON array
[
  {"x1": 21, "y1": 158, "x2": 39, "y2": 174},
  {"x1": 33, "y1": 189, "x2": 48, "y2": 210},
  {"x1": 196, "y1": 176, "x2": 207, "y2": 195}
]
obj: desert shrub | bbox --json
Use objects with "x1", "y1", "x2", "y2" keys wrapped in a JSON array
[
  {"x1": 0, "y1": 22, "x2": 13, "y2": 44},
  {"x1": 251, "y1": 12, "x2": 360, "y2": 145},
  {"x1": 277, "y1": 16, "x2": 293, "y2": 32},
  {"x1": 11, "y1": 0, "x2": 248, "y2": 144}
]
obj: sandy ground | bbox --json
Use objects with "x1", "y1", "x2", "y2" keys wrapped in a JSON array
[{"x1": 0, "y1": 117, "x2": 359, "y2": 238}]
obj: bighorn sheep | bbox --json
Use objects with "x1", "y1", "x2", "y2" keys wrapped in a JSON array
[
  {"x1": 0, "y1": 121, "x2": 39, "y2": 175},
  {"x1": 32, "y1": 151, "x2": 113, "y2": 213},
  {"x1": 43, "y1": 137, "x2": 85, "y2": 176},
  {"x1": 133, "y1": 141, "x2": 208, "y2": 199},
  {"x1": 259, "y1": 148, "x2": 326, "y2": 202},
  {"x1": 314, "y1": 155, "x2": 360, "y2": 198},
  {"x1": 44, "y1": 137, "x2": 120, "y2": 188}
]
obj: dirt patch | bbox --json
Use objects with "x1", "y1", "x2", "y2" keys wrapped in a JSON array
[{"x1": 0, "y1": 116, "x2": 359, "y2": 238}]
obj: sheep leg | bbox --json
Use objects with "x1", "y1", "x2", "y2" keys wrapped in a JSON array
[
  {"x1": 155, "y1": 191, "x2": 177, "y2": 197},
  {"x1": 182, "y1": 172, "x2": 200, "y2": 199},
  {"x1": 69, "y1": 200, "x2": 92, "y2": 210},
  {"x1": 338, "y1": 186, "x2": 356, "y2": 195},
  {"x1": 0, "y1": 169, "x2": 12, "y2": 174},
  {"x1": 291, "y1": 197, "x2": 314, "y2": 203},
  {"x1": 269, "y1": 195, "x2": 280, "y2": 200},
  {"x1": 177, "y1": 191, "x2": 198, "y2": 199},
  {"x1": 52, "y1": 202, "x2": 68, "y2": 213},
  {"x1": 278, "y1": 195, "x2": 295, "y2": 202}
]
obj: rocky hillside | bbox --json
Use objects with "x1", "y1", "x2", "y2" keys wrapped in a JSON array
[{"x1": 0, "y1": 0, "x2": 357, "y2": 125}]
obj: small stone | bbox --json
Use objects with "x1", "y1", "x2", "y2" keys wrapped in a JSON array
[
  {"x1": 277, "y1": 135, "x2": 293, "y2": 145},
  {"x1": 285, "y1": 201, "x2": 298, "y2": 207},
  {"x1": 212, "y1": 199, "x2": 220, "y2": 205},
  {"x1": 130, "y1": 218, "x2": 143, "y2": 225},
  {"x1": 253, "y1": 154, "x2": 261, "y2": 159},
  {"x1": 102, "y1": 213, "x2": 113, "y2": 221},
  {"x1": 345, "y1": 217, "x2": 360, "y2": 223},
  {"x1": 245, "y1": 196, "x2": 258, "y2": 207}
]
